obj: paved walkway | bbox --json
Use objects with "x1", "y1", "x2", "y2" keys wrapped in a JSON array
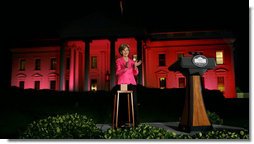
[{"x1": 96, "y1": 122, "x2": 246, "y2": 135}]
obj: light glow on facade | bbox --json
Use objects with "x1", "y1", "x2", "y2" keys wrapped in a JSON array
[{"x1": 11, "y1": 31, "x2": 236, "y2": 98}]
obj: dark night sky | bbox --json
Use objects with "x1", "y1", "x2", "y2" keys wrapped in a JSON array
[{"x1": 0, "y1": 1, "x2": 249, "y2": 92}]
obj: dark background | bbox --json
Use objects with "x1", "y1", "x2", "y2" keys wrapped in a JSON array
[{"x1": 0, "y1": 1, "x2": 249, "y2": 92}]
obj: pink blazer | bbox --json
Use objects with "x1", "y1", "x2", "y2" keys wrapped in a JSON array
[{"x1": 115, "y1": 57, "x2": 139, "y2": 85}]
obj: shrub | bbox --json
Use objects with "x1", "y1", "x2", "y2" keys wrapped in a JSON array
[
  {"x1": 104, "y1": 123, "x2": 249, "y2": 139},
  {"x1": 104, "y1": 123, "x2": 191, "y2": 139},
  {"x1": 207, "y1": 111, "x2": 223, "y2": 125},
  {"x1": 192, "y1": 130, "x2": 249, "y2": 139},
  {"x1": 20, "y1": 113, "x2": 103, "y2": 139}
]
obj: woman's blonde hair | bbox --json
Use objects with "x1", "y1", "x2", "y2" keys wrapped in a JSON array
[{"x1": 118, "y1": 43, "x2": 130, "y2": 55}]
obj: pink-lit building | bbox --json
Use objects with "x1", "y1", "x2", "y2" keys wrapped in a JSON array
[{"x1": 11, "y1": 30, "x2": 236, "y2": 98}]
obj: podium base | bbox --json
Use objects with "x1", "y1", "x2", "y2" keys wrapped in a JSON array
[{"x1": 178, "y1": 124, "x2": 213, "y2": 133}]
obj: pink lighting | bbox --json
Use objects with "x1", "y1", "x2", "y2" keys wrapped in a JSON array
[
  {"x1": 144, "y1": 37, "x2": 236, "y2": 98},
  {"x1": 11, "y1": 31, "x2": 236, "y2": 98}
]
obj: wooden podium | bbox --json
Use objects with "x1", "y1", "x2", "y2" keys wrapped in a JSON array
[
  {"x1": 169, "y1": 53, "x2": 216, "y2": 132},
  {"x1": 178, "y1": 75, "x2": 212, "y2": 132}
]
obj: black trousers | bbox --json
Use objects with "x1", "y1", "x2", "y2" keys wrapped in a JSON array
[{"x1": 111, "y1": 84, "x2": 139, "y2": 126}]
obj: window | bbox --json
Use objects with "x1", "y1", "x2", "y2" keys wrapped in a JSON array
[
  {"x1": 35, "y1": 59, "x2": 41, "y2": 70},
  {"x1": 19, "y1": 81, "x2": 24, "y2": 89},
  {"x1": 216, "y1": 51, "x2": 224, "y2": 64},
  {"x1": 159, "y1": 78, "x2": 166, "y2": 89},
  {"x1": 217, "y1": 77, "x2": 225, "y2": 92},
  {"x1": 159, "y1": 54, "x2": 166, "y2": 66},
  {"x1": 50, "y1": 80, "x2": 56, "y2": 90},
  {"x1": 65, "y1": 80, "x2": 69, "y2": 91},
  {"x1": 19, "y1": 59, "x2": 26, "y2": 71},
  {"x1": 66, "y1": 57, "x2": 70, "y2": 70},
  {"x1": 90, "y1": 79, "x2": 97, "y2": 91},
  {"x1": 178, "y1": 77, "x2": 186, "y2": 88},
  {"x1": 91, "y1": 56, "x2": 97, "y2": 69},
  {"x1": 34, "y1": 81, "x2": 40, "y2": 90},
  {"x1": 50, "y1": 58, "x2": 57, "y2": 70}
]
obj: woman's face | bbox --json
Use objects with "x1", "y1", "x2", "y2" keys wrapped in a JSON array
[{"x1": 122, "y1": 47, "x2": 129, "y2": 57}]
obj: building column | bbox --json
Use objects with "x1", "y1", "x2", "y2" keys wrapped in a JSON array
[
  {"x1": 84, "y1": 40, "x2": 91, "y2": 91},
  {"x1": 110, "y1": 38, "x2": 116, "y2": 90},
  {"x1": 69, "y1": 47, "x2": 75, "y2": 91},
  {"x1": 136, "y1": 38, "x2": 143, "y2": 85},
  {"x1": 68, "y1": 41, "x2": 85, "y2": 92},
  {"x1": 59, "y1": 41, "x2": 66, "y2": 91},
  {"x1": 74, "y1": 50, "x2": 80, "y2": 91}
]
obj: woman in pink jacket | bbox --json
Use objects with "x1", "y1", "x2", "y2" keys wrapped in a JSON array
[
  {"x1": 113, "y1": 43, "x2": 142, "y2": 127},
  {"x1": 116, "y1": 44, "x2": 141, "y2": 85}
]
